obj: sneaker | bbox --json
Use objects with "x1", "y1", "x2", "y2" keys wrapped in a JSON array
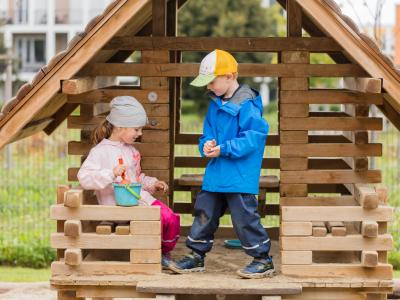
[
  {"x1": 168, "y1": 252, "x2": 205, "y2": 274},
  {"x1": 161, "y1": 253, "x2": 173, "y2": 269},
  {"x1": 237, "y1": 257, "x2": 275, "y2": 279}
]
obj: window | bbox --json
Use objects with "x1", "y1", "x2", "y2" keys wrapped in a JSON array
[
  {"x1": 14, "y1": 35, "x2": 46, "y2": 72},
  {"x1": 14, "y1": 0, "x2": 29, "y2": 24}
]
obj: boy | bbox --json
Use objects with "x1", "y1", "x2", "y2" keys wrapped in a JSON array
[{"x1": 169, "y1": 49, "x2": 274, "y2": 279}]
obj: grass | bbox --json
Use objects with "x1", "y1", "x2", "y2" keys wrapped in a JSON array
[
  {"x1": 0, "y1": 266, "x2": 50, "y2": 282},
  {"x1": 395, "y1": 270, "x2": 400, "y2": 278}
]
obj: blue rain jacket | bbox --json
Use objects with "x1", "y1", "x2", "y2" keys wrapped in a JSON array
[{"x1": 199, "y1": 85, "x2": 269, "y2": 194}]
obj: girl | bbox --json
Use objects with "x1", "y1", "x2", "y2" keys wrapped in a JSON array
[{"x1": 77, "y1": 96, "x2": 180, "y2": 268}]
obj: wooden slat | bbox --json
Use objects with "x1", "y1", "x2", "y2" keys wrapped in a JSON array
[
  {"x1": 173, "y1": 202, "x2": 280, "y2": 215},
  {"x1": 51, "y1": 233, "x2": 161, "y2": 249},
  {"x1": 50, "y1": 204, "x2": 160, "y2": 221},
  {"x1": 67, "y1": 115, "x2": 169, "y2": 130},
  {"x1": 103, "y1": 36, "x2": 343, "y2": 52},
  {"x1": 174, "y1": 157, "x2": 280, "y2": 169},
  {"x1": 281, "y1": 264, "x2": 392, "y2": 279},
  {"x1": 62, "y1": 76, "x2": 115, "y2": 95},
  {"x1": 88, "y1": 63, "x2": 368, "y2": 77},
  {"x1": 281, "y1": 251, "x2": 312, "y2": 265},
  {"x1": 280, "y1": 196, "x2": 356, "y2": 206},
  {"x1": 281, "y1": 206, "x2": 393, "y2": 222},
  {"x1": 75, "y1": 286, "x2": 153, "y2": 298},
  {"x1": 51, "y1": 261, "x2": 160, "y2": 276},
  {"x1": 175, "y1": 133, "x2": 351, "y2": 145},
  {"x1": 68, "y1": 167, "x2": 169, "y2": 183},
  {"x1": 281, "y1": 222, "x2": 313, "y2": 236},
  {"x1": 281, "y1": 234, "x2": 393, "y2": 251},
  {"x1": 67, "y1": 87, "x2": 169, "y2": 104},
  {"x1": 68, "y1": 141, "x2": 170, "y2": 156},
  {"x1": 280, "y1": 170, "x2": 381, "y2": 184},
  {"x1": 280, "y1": 90, "x2": 383, "y2": 105},
  {"x1": 281, "y1": 143, "x2": 382, "y2": 157},
  {"x1": 280, "y1": 117, "x2": 382, "y2": 131},
  {"x1": 177, "y1": 174, "x2": 279, "y2": 188}
]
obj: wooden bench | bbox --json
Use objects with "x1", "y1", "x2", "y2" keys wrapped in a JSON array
[{"x1": 175, "y1": 174, "x2": 280, "y2": 216}]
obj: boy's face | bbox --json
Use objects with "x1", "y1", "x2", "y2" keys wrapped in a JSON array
[{"x1": 206, "y1": 74, "x2": 235, "y2": 97}]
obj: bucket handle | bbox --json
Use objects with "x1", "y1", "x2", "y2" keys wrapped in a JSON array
[{"x1": 125, "y1": 185, "x2": 141, "y2": 200}]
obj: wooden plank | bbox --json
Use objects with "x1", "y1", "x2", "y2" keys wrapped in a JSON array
[
  {"x1": 343, "y1": 78, "x2": 382, "y2": 94},
  {"x1": 103, "y1": 36, "x2": 343, "y2": 52},
  {"x1": 68, "y1": 167, "x2": 169, "y2": 183},
  {"x1": 281, "y1": 222, "x2": 312, "y2": 236},
  {"x1": 75, "y1": 286, "x2": 153, "y2": 298},
  {"x1": 281, "y1": 143, "x2": 382, "y2": 157},
  {"x1": 280, "y1": 196, "x2": 356, "y2": 206},
  {"x1": 280, "y1": 117, "x2": 382, "y2": 131},
  {"x1": 312, "y1": 222, "x2": 327, "y2": 237},
  {"x1": 280, "y1": 184, "x2": 308, "y2": 197},
  {"x1": 281, "y1": 264, "x2": 392, "y2": 279},
  {"x1": 281, "y1": 234, "x2": 393, "y2": 251},
  {"x1": 88, "y1": 63, "x2": 368, "y2": 77},
  {"x1": 9, "y1": 117, "x2": 53, "y2": 143},
  {"x1": 130, "y1": 221, "x2": 161, "y2": 235},
  {"x1": 281, "y1": 170, "x2": 381, "y2": 184},
  {"x1": 281, "y1": 251, "x2": 312, "y2": 265},
  {"x1": 287, "y1": 0, "x2": 302, "y2": 37},
  {"x1": 177, "y1": 174, "x2": 279, "y2": 188},
  {"x1": 115, "y1": 225, "x2": 130, "y2": 235},
  {"x1": 51, "y1": 233, "x2": 161, "y2": 249},
  {"x1": 152, "y1": 0, "x2": 166, "y2": 36},
  {"x1": 280, "y1": 90, "x2": 383, "y2": 105},
  {"x1": 281, "y1": 206, "x2": 393, "y2": 222},
  {"x1": 61, "y1": 76, "x2": 115, "y2": 94},
  {"x1": 67, "y1": 87, "x2": 169, "y2": 104},
  {"x1": 68, "y1": 115, "x2": 169, "y2": 130},
  {"x1": 51, "y1": 261, "x2": 161, "y2": 276},
  {"x1": 326, "y1": 221, "x2": 347, "y2": 236},
  {"x1": 68, "y1": 141, "x2": 170, "y2": 156},
  {"x1": 130, "y1": 249, "x2": 161, "y2": 264},
  {"x1": 50, "y1": 205, "x2": 160, "y2": 221}
]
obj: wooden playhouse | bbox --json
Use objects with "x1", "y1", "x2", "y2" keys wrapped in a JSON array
[{"x1": 0, "y1": 0, "x2": 398, "y2": 299}]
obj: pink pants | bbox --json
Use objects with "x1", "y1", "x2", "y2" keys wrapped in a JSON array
[{"x1": 152, "y1": 200, "x2": 180, "y2": 254}]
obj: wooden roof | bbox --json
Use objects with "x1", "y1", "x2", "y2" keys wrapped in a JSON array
[{"x1": 1, "y1": 0, "x2": 400, "y2": 148}]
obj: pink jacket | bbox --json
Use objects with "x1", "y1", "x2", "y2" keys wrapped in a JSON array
[{"x1": 77, "y1": 139, "x2": 158, "y2": 206}]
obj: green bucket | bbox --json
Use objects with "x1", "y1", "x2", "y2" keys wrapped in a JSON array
[{"x1": 112, "y1": 183, "x2": 141, "y2": 206}]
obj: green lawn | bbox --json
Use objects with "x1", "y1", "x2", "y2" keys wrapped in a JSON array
[
  {"x1": 395, "y1": 270, "x2": 400, "y2": 278},
  {"x1": 0, "y1": 266, "x2": 50, "y2": 282}
]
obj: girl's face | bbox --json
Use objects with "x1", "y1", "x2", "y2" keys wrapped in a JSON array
[
  {"x1": 114, "y1": 127, "x2": 143, "y2": 144},
  {"x1": 206, "y1": 74, "x2": 234, "y2": 96}
]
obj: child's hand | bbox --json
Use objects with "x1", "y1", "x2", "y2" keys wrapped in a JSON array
[
  {"x1": 205, "y1": 145, "x2": 221, "y2": 158},
  {"x1": 203, "y1": 139, "x2": 216, "y2": 155},
  {"x1": 155, "y1": 181, "x2": 169, "y2": 193},
  {"x1": 113, "y1": 164, "x2": 126, "y2": 177}
]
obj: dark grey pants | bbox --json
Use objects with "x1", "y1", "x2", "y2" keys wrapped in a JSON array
[{"x1": 186, "y1": 190, "x2": 271, "y2": 258}]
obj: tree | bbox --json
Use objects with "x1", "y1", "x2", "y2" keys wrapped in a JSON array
[{"x1": 178, "y1": 0, "x2": 285, "y2": 113}]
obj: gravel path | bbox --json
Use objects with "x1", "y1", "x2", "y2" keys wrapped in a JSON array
[{"x1": 0, "y1": 282, "x2": 56, "y2": 300}]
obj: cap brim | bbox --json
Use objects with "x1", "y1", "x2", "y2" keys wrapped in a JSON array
[{"x1": 190, "y1": 74, "x2": 216, "y2": 87}]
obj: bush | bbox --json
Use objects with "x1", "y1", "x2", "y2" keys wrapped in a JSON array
[
  {"x1": 0, "y1": 244, "x2": 55, "y2": 268},
  {"x1": 389, "y1": 251, "x2": 400, "y2": 270}
]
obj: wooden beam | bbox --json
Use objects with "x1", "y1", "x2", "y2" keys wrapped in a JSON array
[
  {"x1": 343, "y1": 77, "x2": 382, "y2": 93},
  {"x1": 9, "y1": 117, "x2": 53, "y2": 143},
  {"x1": 87, "y1": 63, "x2": 368, "y2": 77},
  {"x1": 50, "y1": 204, "x2": 160, "y2": 221},
  {"x1": 281, "y1": 206, "x2": 393, "y2": 222},
  {"x1": 281, "y1": 170, "x2": 381, "y2": 184},
  {"x1": 152, "y1": 0, "x2": 166, "y2": 36},
  {"x1": 280, "y1": 90, "x2": 383, "y2": 105},
  {"x1": 61, "y1": 76, "x2": 116, "y2": 95},
  {"x1": 280, "y1": 117, "x2": 382, "y2": 131},
  {"x1": 103, "y1": 36, "x2": 343, "y2": 52},
  {"x1": 281, "y1": 143, "x2": 382, "y2": 157}
]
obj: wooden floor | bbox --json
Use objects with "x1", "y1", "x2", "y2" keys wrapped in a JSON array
[{"x1": 51, "y1": 239, "x2": 393, "y2": 296}]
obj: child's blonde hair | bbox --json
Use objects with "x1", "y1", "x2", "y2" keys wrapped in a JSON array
[{"x1": 92, "y1": 119, "x2": 114, "y2": 145}]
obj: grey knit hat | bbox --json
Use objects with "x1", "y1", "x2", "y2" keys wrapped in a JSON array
[{"x1": 106, "y1": 96, "x2": 148, "y2": 127}]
